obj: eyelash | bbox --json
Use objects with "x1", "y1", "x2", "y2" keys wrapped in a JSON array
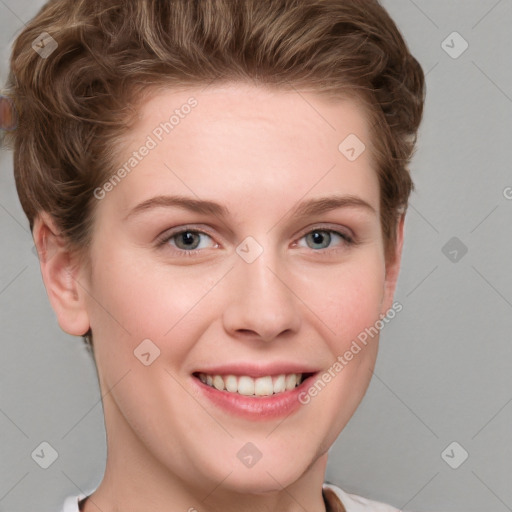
[{"x1": 155, "y1": 226, "x2": 356, "y2": 257}]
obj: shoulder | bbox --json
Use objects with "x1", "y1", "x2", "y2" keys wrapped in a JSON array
[
  {"x1": 323, "y1": 483, "x2": 403, "y2": 512},
  {"x1": 60, "y1": 491, "x2": 90, "y2": 512}
]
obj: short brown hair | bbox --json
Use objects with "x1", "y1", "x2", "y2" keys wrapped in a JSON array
[{"x1": 2, "y1": 0, "x2": 425, "y2": 348}]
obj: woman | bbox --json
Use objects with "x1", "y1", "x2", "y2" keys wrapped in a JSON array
[{"x1": 3, "y1": 0, "x2": 425, "y2": 510}]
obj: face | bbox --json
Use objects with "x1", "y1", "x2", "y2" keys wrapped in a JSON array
[{"x1": 70, "y1": 83, "x2": 402, "y2": 495}]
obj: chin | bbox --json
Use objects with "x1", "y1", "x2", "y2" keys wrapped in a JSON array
[
  {"x1": 220, "y1": 465, "x2": 309, "y2": 494},
  {"x1": 221, "y1": 444, "x2": 318, "y2": 493}
]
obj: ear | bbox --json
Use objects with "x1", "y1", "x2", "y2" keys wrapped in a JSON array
[
  {"x1": 33, "y1": 212, "x2": 91, "y2": 337},
  {"x1": 381, "y1": 213, "x2": 405, "y2": 315}
]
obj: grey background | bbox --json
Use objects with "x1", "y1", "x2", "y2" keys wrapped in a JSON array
[{"x1": 1, "y1": 1, "x2": 511, "y2": 511}]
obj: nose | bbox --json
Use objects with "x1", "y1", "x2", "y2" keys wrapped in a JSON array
[{"x1": 222, "y1": 249, "x2": 301, "y2": 343}]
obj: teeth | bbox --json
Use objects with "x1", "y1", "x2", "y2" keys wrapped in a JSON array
[
  {"x1": 273, "y1": 374, "x2": 286, "y2": 393},
  {"x1": 285, "y1": 373, "x2": 297, "y2": 390},
  {"x1": 238, "y1": 376, "x2": 255, "y2": 396},
  {"x1": 198, "y1": 373, "x2": 303, "y2": 396},
  {"x1": 224, "y1": 374, "x2": 238, "y2": 393},
  {"x1": 254, "y1": 376, "x2": 273, "y2": 396},
  {"x1": 212, "y1": 375, "x2": 225, "y2": 391}
]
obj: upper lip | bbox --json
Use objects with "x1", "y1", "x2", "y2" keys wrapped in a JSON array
[{"x1": 192, "y1": 363, "x2": 319, "y2": 378}]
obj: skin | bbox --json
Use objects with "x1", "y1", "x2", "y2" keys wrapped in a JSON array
[{"x1": 34, "y1": 83, "x2": 404, "y2": 512}]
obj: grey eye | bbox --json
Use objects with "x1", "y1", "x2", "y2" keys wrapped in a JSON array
[
  {"x1": 173, "y1": 231, "x2": 202, "y2": 250},
  {"x1": 305, "y1": 230, "x2": 332, "y2": 249}
]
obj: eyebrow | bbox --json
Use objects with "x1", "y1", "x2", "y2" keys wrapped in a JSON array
[
  {"x1": 124, "y1": 195, "x2": 229, "y2": 220},
  {"x1": 290, "y1": 195, "x2": 376, "y2": 218},
  {"x1": 124, "y1": 193, "x2": 376, "y2": 221}
]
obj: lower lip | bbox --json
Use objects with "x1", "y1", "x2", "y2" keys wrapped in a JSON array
[{"x1": 193, "y1": 374, "x2": 317, "y2": 420}]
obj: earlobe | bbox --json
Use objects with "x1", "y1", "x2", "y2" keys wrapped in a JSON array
[
  {"x1": 33, "y1": 212, "x2": 91, "y2": 337},
  {"x1": 381, "y1": 213, "x2": 405, "y2": 315}
]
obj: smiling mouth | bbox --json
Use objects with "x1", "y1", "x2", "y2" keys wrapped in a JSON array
[{"x1": 194, "y1": 372, "x2": 312, "y2": 397}]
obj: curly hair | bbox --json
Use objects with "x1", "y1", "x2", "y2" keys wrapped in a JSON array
[{"x1": 2, "y1": 0, "x2": 425, "y2": 349}]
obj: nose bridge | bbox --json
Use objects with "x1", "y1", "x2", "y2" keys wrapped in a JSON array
[{"x1": 222, "y1": 241, "x2": 301, "y2": 341}]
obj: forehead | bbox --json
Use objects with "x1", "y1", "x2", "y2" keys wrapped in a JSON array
[{"x1": 97, "y1": 82, "x2": 379, "y2": 221}]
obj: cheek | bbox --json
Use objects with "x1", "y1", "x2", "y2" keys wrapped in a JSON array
[
  {"x1": 297, "y1": 252, "x2": 387, "y2": 349},
  {"x1": 86, "y1": 248, "x2": 228, "y2": 369},
  {"x1": 293, "y1": 258, "x2": 386, "y2": 449}
]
